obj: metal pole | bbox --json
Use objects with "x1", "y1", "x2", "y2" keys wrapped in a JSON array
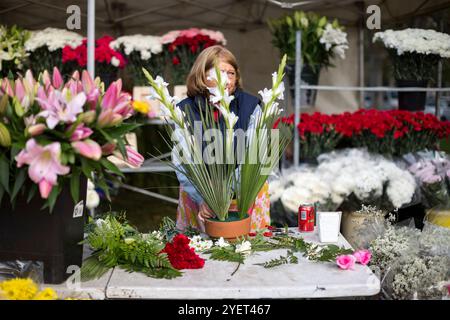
[
  {"x1": 436, "y1": 60, "x2": 442, "y2": 119},
  {"x1": 293, "y1": 30, "x2": 302, "y2": 167},
  {"x1": 87, "y1": 0, "x2": 95, "y2": 78}
]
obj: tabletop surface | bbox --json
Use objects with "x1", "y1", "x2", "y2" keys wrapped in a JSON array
[{"x1": 53, "y1": 228, "x2": 380, "y2": 300}]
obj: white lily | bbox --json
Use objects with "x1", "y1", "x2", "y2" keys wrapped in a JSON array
[{"x1": 258, "y1": 88, "x2": 273, "y2": 105}]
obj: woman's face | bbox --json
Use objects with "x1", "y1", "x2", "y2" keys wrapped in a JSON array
[{"x1": 206, "y1": 59, "x2": 237, "y2": 94}]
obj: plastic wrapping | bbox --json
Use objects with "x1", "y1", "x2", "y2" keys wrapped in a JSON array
[{"x1": 0, "y1": 261, "x2": 43, "y2": 284}]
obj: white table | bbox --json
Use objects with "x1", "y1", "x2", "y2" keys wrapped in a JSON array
[{"x1": 101, "y1": 229, "x2": 380, "y2": 299}]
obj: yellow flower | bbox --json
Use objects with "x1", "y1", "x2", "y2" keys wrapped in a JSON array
[
  {"x1": 133, "y1": 100, "x2": 150, "y2": 114},
  {"x1": 34, "y1": 288, "x2": 58, "y2": 300},
  {"x1": 0, "y1": 278, "x2": 38, "y2": 300}
]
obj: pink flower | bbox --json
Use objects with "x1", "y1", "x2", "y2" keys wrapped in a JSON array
[
  {"x1": 52, "y1": 67, "x2": 63, "y2": 88},
  {"x1": 97, "y1": 80, "x2": 132, "y2": 127},
  {"x1": 1, "y1": 78, "x2": 14, "y2": 96},
  {"x1": 27, "y1": 124, "x2": 46, "y2": 136},
  {"x1": 15, "y1": 139, "x2": 70, "y2": 199},
  {"x1": 71, "y1": 139, "x2": 102, "y2": 161},
  {"x1": 336, "y1": 254, "x2": 357, "y2": 270},
  {"x1": 101, "y1": 142, "x2": 116, "y2": 155},
  {"x1": 124, "y1": 146, "x2": 144, "y2": 167},
  {"x1": 81, "y1": 70, "x2": 100, "y2": 109},
  {"x1": 36, "y1": 87, "x2": 86, "y2": 129},
  {"x1": 352, "y1": 250, "x2": 372, "y2": 265},
  {"x1": 70, "y1": 124, "x2": 93, "y2": 141}
]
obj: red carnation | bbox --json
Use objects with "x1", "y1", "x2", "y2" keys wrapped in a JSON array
[
  {"x1": 172, "y1": 56, "x2": 181, "y2": 65},
  {"x1": 161, "y1": 234, "x2": 205, "y2": 270}
]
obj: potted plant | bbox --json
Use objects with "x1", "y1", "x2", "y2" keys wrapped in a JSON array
[
  {"x1": 24, "y1": 27, "x2": 83, "y2": 79},
  {"x1": 268, "y1": 11, "x2": 348, "y2": 106},
  {"x1": 143, "y1": 56, "x2": 291, "y2": 239},
  {"x1": 373, "y1": 28, "x2": 450, "y2": 111},
  {"x1": 0, "y1": 67, "x2": 143, "y2": 283},
  {"x1": 0, "y1": 25, "x2": 30, "y2": 78},
  {"x1": 62, "y1": 35, "x2": 127, "y2": 87},
  {"x1": 160, "y1": 28, "x2": 227, "y2": 97}
]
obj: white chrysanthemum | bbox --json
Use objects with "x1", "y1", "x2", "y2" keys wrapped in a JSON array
[
  {"x1": 319, "y1": 24, "x2": 348, "y2": 59},
  {"x1": 281, "y1": 186, "x2": 313, "y2": 212},
  {"x1": 354, "y1": 170, "x2": 383, "y2": 201},
  {"x1": 25, "y1": 28, "x2": 83, "y2": 52},
  {"x1": 110, "y1": 34, "x2": 163, "y2": 59},
  {"x1": 373, "y1": 28, "x2": 450, "y2": 58}
]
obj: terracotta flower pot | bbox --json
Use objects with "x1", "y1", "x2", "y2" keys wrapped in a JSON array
[{"x1": 205, "y1": 213, "x2": 251, "y2": 240}]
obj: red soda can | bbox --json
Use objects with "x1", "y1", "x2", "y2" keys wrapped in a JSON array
[{"x1": 298, "y1": 203, "x2": 315, "y2": 232}]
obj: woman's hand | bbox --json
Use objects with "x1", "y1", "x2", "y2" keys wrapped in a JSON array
[{"x1": 198, "y1": 202, "x2": 215, "y2": 222}]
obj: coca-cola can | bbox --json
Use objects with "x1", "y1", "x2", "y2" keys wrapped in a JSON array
[{"x1": 298, "y1": 203, "x2": 315, "y2": 232}]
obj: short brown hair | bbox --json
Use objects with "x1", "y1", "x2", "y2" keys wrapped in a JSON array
[{"x1": 186, "y1": 45, "x2": 242, "y2": 98}]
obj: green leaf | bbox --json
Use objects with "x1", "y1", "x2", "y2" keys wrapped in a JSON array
[
  {"x1": 80, "y1": 158, "x2": 94, "y2": 179},
  {"x1": 0, "y1": 155, "x2": 10, "y2": 194},
  {"x1": 47, "y1": 184, "x2": 61, "y2": 213},
  {"x1": 100, "y1": 158, "x2": 124, "y2": 177},
  {"x1": 70, "y1": 168, "x2": 81, "y2": 204},
  {"x1": 96, "y1": 175, "x2": 111, "y2": 201},
  {"x1": 11, "y1": 168, "x2": 26, "y2": 202},
  {"x1": 27, "y1": 184, "x2": 37, "y2": 203},
  {"x1": 103, "y1": 123, "x2": 141, "y2": 139}
]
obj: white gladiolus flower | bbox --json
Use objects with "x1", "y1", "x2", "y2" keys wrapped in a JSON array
[
  {"x1": 258, "y1": 88, "x2": 273, "y2": 105},
  {"x1": 235, "y1": 240, "x2": 252, "y2": 254},
  {"x1": 215, "y1": 237, "x2": 230, "y2": 247}
]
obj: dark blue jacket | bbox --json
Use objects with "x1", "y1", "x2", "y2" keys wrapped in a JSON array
[{"x1": 177, "y1": 88, "x2": 261, "y2": 132}]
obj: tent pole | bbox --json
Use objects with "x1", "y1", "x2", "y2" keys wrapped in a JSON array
[
  {"x1": 293, "y1": 30, "x2": 302, "y2": 168},
  {"x1": 87, "y1": 0, "x2": 95, "y2": 78}
]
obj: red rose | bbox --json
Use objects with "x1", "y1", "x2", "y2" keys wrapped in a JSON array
[{"x1": 263, "y1": 231, "x2": 273, "y2": 237}]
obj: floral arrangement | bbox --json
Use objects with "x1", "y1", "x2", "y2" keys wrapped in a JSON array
[
  {"x1": 0, "y1": 25, "x2": 30, "y2": 77},
  {"x1": 0, "y1": 67, "x2": 143, "y2": 211},
  {"x1": 268, "y1": 11, "x2": 348, "y2": 72},
  {"x1": 277, "y1": 110, "x2": 450, "y2": 159},
  {"x1": 373, "y1": 29, "x2": 450, "y2": 81},
  {"x1": 24, "y1": 27, "x2": 83, "y2": 76},
  {"x1": 110, "y1": 34, "x2": 164, "y2": 86},
  {"x1": 62, "y1": 36, "x2": 127, "y2": 84},
  {"x1": 143, "y1": 55, "x2": 290, "y2": 220},
  {"x1": 0, "y1": 278, "x2": 58, "y2": 300},
  {"x1": 368, "y1": 218, "x2": 450, "y2": 300},
  {"x1": 408, "y1": 152, "x2": 450, "y2": 208},
  {"x1": 160, "y1": 28, "x2": 227, "y2": 85},
  {"x1": 270, "y1": 149, "x2": 416, "y2": 216}
]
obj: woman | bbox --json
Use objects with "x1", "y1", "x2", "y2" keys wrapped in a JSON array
[{"x1": 175, "y1": 45, "x2": 270, "y2": 233}]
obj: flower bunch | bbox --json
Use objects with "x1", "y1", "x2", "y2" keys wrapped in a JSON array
[
  {"x1": 188, "y1": 235, "x2": 213, "y2": 252},
  {"x1": 0, "y1": 278, "x2": 58, "y2": 300},
  {"x1": 0, "y1": 25, "x2": 30, "y2": 76},
  {"x1": 24, "y1": 27, "x2": 83, "y2": 76},
  {"x1": 161, "y1": 28, "x2": 226, "y2": 84},
  {"x1": 268, "y1": 11, "x2": 348, "y2": 70},
  {"x1": 274, "y1": 148, "x2": 416, "y2": 214},
  {"x1": 408, "y1": 153, "x2": 450, "y2": 208},
  {"x1": 373, "y1": 29, "x2": 450, "y2": 81},
  {"x1": 161, "y1": 234, "x2": 205, "y2": 269},
  {"x1": 0, "y1": 67, "x2": 142, "y2": 210},
  {"x1": 110, "y1": 35, "x2": 164, "y2": 86},
  {"x1": 277, "y1": 110, "x2": 450, "y2": 159},
  {"x1": 62, "y1": 36, "x2": 127, "y2": 82}
]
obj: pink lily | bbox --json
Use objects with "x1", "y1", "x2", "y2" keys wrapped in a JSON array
[
  {"x1": 52, "y1": 67, "x2": 63, "y2": 88},
  {"x1": 15, "y1": 139, "x2": 70, "y2": 199},
  {"x1": 101, "y1": 142, "x2": 117, "y2": 155},
  {"x1": 97, "y1": 80, "x2": 132, "y2": 127},
  {"x1": 112, "y1": 145, "x2": 144, "y2": 168},
  {"x1": 72, "y1": 139, "x2": 102, "y2": 161},
  {"x1": 27, "y1": 124, "x2": 46, "y2": 136},
  {"x1": 81, "y1": 70, "x2": 100, "y2": 109},
  {"x1": 1, "y1": 78, "x2": 14, "y2": 97},
  {"x1": 69, "y1": 124, "x2": 93, "y2": 141},
  {"x1": 36, "y1": 87, "x2": 86, "y2": 129}
]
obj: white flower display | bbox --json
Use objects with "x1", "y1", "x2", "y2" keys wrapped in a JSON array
[
  {"x1": 373, "y1": 28, "x2": 450, "y2": 58},
  {"x1": 189, "y1": 235, "x2": 213, "y2": 252},
  {"x1": 272, "y1": 149, "x2": 416, "y2": 212},
  {"x1": 109, "y1": 34, "x2": 163, "y2": 60},
  {"x1": 25, "y1": 27, "x2": 83, "y2": 52},
  {"x1": 319, "y1": 24, "x2": 349, "y2": 59},
  {"x1": 86, "y1": 179, "x2": 100, "y2": 210}
]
